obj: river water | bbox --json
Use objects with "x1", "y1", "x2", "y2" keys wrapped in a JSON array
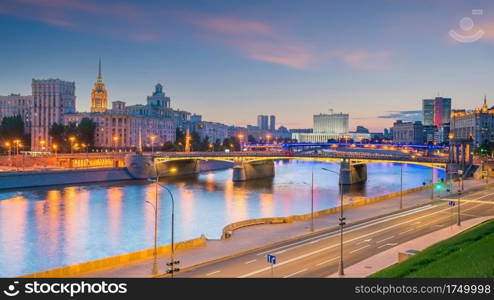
[{"x1": 0, "y1": 160, "x2": 444, "y2": 277}]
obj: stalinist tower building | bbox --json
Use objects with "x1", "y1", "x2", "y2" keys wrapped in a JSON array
[{"x1": 90, "y1": 59, "x2": 108, "y2": 112}]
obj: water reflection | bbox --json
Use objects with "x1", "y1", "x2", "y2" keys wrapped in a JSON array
[{"x1": 0, "y1": 161, "x2": 444, "y2": 276}]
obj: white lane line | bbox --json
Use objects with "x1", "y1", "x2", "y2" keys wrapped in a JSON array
[
  {"x1": 239, "y1": 205, "x2": 451, "y2": 278},
  {"x1": 377, "y1": 243, "x2": 398, "y2": 249},
  {"x1": 399, "y1": 228, "x2": 414, "y2": 235},
  {"x1": 283, "y1": 268, "x2": 308, "y2": 278},
  {"x1": 350, "y1": 244, "x2": 370, "y2": 254},
  {"x1": 244, "y1": 259, "x2": 256, "y2": 265},
  {"x1": 315, "y1": 257, "x2": 340, "y2": 266},
  {"x1": 432, "y1": 224, "x2": 444, "y2": 227},
  {"x1": 356, "y1": 239, "x2": 372, "y2": 245},
  {"x1": 206, "y1": 270, "x2": 220, "y2": 276},
  {"x1": 255, "y1": 204, "x2": 435, "y2": 256},
  {"x1": 476, "y1": 192, "x2": 494, "y2": 200},
  {"x1": 413, "y1": 221, "x2": 422, "y2": 225},
  {"x1": 441, "y1": 199, "x2": 494, "y2": 205},
  {"x1": 376, "y1": 236, "x2": 395, "y2": 244},
  {"x1": 309, "y1": 239, "x2": 320, "y2": 244}
]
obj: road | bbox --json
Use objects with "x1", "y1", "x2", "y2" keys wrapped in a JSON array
[{"x1": 172, "y1": 185, "x2": 494, "y2": 278}]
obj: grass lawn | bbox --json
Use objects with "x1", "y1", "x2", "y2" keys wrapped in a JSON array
[{"x1": 370, "y1": 219, "x2": 494, "y2": 278}]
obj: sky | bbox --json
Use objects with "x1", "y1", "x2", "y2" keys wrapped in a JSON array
[{"x1": 1, "y1": 0, "x2": 494, "y2": 132}]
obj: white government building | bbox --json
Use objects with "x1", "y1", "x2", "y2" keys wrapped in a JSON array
[{"x1": 292, "y1": 111, "x2": 370, "y2": 142}]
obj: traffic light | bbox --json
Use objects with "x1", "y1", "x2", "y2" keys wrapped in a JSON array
[{"x1": 434, "y1": 182, "x2": 444, "y2": 191}]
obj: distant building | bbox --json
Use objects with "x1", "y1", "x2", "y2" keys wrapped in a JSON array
[
  {"x1": 291, "y1": 111, "x2": 367, "y2": 142},
  {"x1": 290, "y1": 128, "x2": 313, "y2": 134},
  {"x1": 392, "y1": 120, "x2": 424, "y2": 144},
  {"x1": 269, "y1": 115, "x2": 276, "y2": 131},
  {"x1": 65, "y1": 101, "x2": 175, "y2": 149},
  {"x1": 257, "y1": 115, "x2": 269, "y2": 130},
  {"x1": 0, "y1": 94, "x2": 33, "y2": 134},
  {"x1": 90, "y1": 59, "x2": 108, "y2": 113},
  {"x1": 185, "y1": 116, "x2": 228, "y2": 143},
  {"x1": 356, "y1": 125, "x2": 369, "y2": 134},
  {"x1": 434, "y1": 97, "x2": 452, "y2": 127},
  {"x1": 451, "y1": 97, "x2": 494, "y2": 148},
  {"x1": 422, "y1": 99, "x2": 435, "y2": 126},
  {"x1": 31, "y1": 78, "x2": 76, "y2": 151}
]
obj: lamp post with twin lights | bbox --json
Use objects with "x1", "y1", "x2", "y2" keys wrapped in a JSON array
[
  {"x1": 146, "y1": 166, "x2": 180, "y2": 277},
  {"x1": 322, "y1": 165, "x2": 346, "y2": 276}
]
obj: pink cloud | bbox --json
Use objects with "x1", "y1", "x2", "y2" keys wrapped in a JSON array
[
  {"x1": 185, "y1": 13, "x2": 316, "y2": 70},
  {"x1": 339, "y1": 51, "x2": 392, "y2": 70}
]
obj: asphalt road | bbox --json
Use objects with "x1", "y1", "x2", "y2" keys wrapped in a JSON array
[{"x1": 172, "y1": 185, "x2": 494, "y2": 278}]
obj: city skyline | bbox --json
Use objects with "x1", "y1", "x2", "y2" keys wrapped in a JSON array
[{"x1": 2, "y1": 0, "x2": 494, "y2": 131}]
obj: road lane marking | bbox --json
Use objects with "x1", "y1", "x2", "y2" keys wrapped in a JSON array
[
  {"x1": 283, "y1": 269, "x2": 308, "y2": 278},
  {"x1": 309, "y1": 239, "x2": 320, "y2": 244},
  {"x1": 376, "y1": 236, "x2": 395, "y2": 244},
  {"x1": 244, "y1": 260, "x2": 256, "y2": 264},
  {"x1": 315, "y1": 257, "x2": 339, "y2": 266},
  {"x1": 206, "y1": 270, "x2": 220, "y2": 276},
  {"x1": 256, "y1": 204, "x2": 435, "y2": 256},
  {"x1": 441, "y1": 199, "x2": 494, "y2": 205},
  {"x1": 377, "y1": 243, "x2": 398, "y2": 249},
  {"x1": 399, "y1": 228, "x2": 414, "y2": 235},
  {"x1": 356, "y1": 239, "x2": 372, "y2": 245},
  {"x1": 239, "y1": 205, "x2": 454, "y2": 278},
  {"x1": 350, "y1": 244, "x2": 370, "y2": 253}
]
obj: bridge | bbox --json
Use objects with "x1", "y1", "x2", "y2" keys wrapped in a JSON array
[{"x1": 125, "y1": 151, "x2": 448, "y2": 185}]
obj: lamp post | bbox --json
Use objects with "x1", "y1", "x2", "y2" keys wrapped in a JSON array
[
  {"x1": 322, "y1": 166, "x2": 345, "y2": 276},
  {"x1": 112, "y1": 135, "x2": 119, "y2": 153},
  {"x1": 147, "y1": 167, "x2": 180, "y2": 277},
  {"x1": 69, "y1": 136, "x2": 76, "y2": 154},
  {"x1": 150, "y1": 135, "x2": 156, "y2": 154},
  {"x1": 457, "y1": 170, "x2": 464, "y2": 226},
  {"x1": 238, "y1": 134, "x2": 244, "y2": 151},
  {"x1": 311, "y1": 167, "x2": 314, "y2": 232},
  {"x1": 40, "y1": 140, "x2": 46, "y2": 152},
  {"x1": 400, "y1": 164, "x2": 403, "y2": 209},
  {"x1": 266, "y1": 134, "x2": 271, "y2": 144}
]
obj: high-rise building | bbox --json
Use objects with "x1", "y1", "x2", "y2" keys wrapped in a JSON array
[
  {"x1": 31, "y1": 79, "x2": 76, "y2": 150},
  {"x1": 90, "y1": 59, "x2": 108, "y2": 112},
  {"x1": 422, "y1": 99, "x2": 435, "y2": 126},
  {"x1": 269, "y1": 115, "x2": 276, "y2": 131},
  {"x1": 0, "y1": 94, "x2": 33, "y2": 134},
  {"x1": 434, "y1": 97, "x2": 451, "y2": 127},
  {"x1": 257, "y1": 115, "x2": 269, "y2": 130}
]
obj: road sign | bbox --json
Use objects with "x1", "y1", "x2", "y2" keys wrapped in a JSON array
[
  {"x1": 449, "y1": 201, "x2": 456, "y2": 207},
  {"x1": 267, "y1": 254, "x2": 276, "y2": 265}
]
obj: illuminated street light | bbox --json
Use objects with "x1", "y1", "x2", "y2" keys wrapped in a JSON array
[
  {"x1": 322, "y1": 166, "x2": 345, "y2": 276},
  {"x1": 150, "y1": 135, "x2": 157, "y2": 154},
  {"x1": 69, "y1": 136, "x2": 76, "y2": 154}
]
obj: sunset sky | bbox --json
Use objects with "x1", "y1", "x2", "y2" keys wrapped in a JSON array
[{"x1": 1, "y1": 0, "x2": 494, "y2": 131}]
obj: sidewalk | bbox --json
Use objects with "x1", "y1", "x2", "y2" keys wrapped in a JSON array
[
  {"x1": 328, "y1": 216, "x2": 494, "y2": 278},
  {"x1": 79, "y1": 178, "x2": 489, "y2": 278}
]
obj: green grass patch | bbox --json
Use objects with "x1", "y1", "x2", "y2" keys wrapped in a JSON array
[{"x1": 369, "y1": 220, "x2": 494, "y2": 278}]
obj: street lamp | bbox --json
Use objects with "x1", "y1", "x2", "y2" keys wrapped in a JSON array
[
  {"x1": 147, "y1": 166, "x2": 180, "y2": 277},
  {"x1": 400, "y1": 164, "x2": 403, "y2": 209},
  {"x1": 112, "y1": 135, "x2": 119, "y2": 152},
  {"x1": 150, "y1": 135, "x2": 157, "y2": 154},
  {"x1": 266, "y1": 134, "x2": 272, "y2": 144},
  {"x1": 69, "y1": 136, "x2": 76, "y2": 154},
  {"x1": 238, "y1": 134, "x2": 244, "y2": 151},
  {"x1": 52, "y1": 144, "x2": 58, "y2": 159},
  {"x1": 322, "y1": 166, "x2": 345, "y2": 276},
  {"x1": 40, "y1": 140, "x2": 46, "y2": 152}
]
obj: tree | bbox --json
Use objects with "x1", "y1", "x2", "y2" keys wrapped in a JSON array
[
  {"x1": 0, "y1": 115, "x2": 24, "y2": 142},
  {"x1": 78, "y1": 118, "x2": 97, "y2": 147},
  {"x1": 49, "y1": 123, "x2": 65, "y2": 148},
  {"x1": 162, "y1": 141, "x2": 180, "y2": 152}
]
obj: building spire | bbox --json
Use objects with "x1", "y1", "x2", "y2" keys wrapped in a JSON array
[
  {"x1": 97, "y1": 57, "x2": 102, "y2": 83},
  {"x1": 482, "y1": 94, "x2": 488, "y2": 112}
]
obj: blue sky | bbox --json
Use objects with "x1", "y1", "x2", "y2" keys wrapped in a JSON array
[{"x1": 1, "y1": 0, "x2": 494, "y2": 131}]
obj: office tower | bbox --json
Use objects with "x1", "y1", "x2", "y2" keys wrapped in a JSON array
[
  {"x1": 257, "y1": 115, "x2": 269, "y2": 130},
  {"x1": 434, "y1": 97, "x2": 452, "y2": 127},
  {"x1": 422, "y1": 99, "x2": 434, "y2": 126},
  {"x1": 269, "y1": 115, "x2": 276, "y2": 131},
  {"x1": 313, "y1": 112, "x2": 349, "y2": 134}
]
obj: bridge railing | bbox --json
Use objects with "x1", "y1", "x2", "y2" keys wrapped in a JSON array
[{"x1": 152, "y1": 151, "x2": 448, "y2": 163}]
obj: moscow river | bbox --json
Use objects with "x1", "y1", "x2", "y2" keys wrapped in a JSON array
[{"x1": 0, "y1": 160, "x2": 445, "y2": 277}]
